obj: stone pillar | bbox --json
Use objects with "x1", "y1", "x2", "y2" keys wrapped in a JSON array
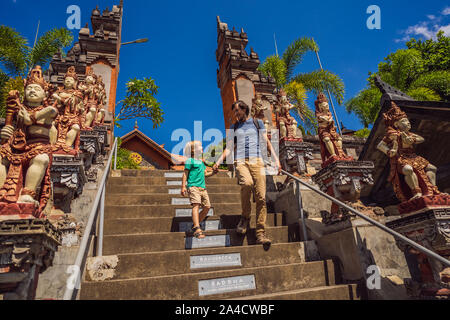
[{"x1": 0, "y1": 219, "x2": 61, "y2": 300}]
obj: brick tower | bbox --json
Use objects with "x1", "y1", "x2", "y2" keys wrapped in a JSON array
[
  {"x1": 49, "y1": 1, "x2": 124, "y2": 117},
  {"x1": 216, "y1": 16, "x2": 277, "y2": 130}
]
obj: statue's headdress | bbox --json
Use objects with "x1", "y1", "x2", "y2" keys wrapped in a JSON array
[
  {"x1": 64, "y1": 66, "x2": 78, "y2": 81},
  {"x1": 315, "y1": 92, "x2": 328, "y2": 109},
  {"x1": 25, "y1": 66, "x2": 48, "y2": 90},
  {"x1": 278, "y1": 88, "x2": 287, "y2": 97},
  {"x1": 86, "y1": 69, "x2": 97, "y2": 81},
  {"x1": 383, "y1": 102, "x2": 408, "y2": 127}
]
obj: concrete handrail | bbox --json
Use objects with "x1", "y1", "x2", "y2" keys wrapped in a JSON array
[
  {"x1": 63, "y1": 138, "x2": 119, "y2": 300},
  {"x1": 281, "y1": 169, "x2": 450, "y2": 268}
]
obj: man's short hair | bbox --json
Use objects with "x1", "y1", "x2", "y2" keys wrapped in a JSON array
[{"x1": 232, "y1": 100, "x2": 250, "y2": 116}]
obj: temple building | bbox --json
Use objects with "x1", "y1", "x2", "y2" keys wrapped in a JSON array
[{"x1": 120, "y1": 122, "x2": 184, "y2": 170}]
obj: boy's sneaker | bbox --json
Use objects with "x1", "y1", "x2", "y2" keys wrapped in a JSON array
[
  {"x1": 236, "y1": 217, "x2": 250, "y2": 234},
  {"x1": 256, "y1": 232, "x2": 272, "y2": 246}
]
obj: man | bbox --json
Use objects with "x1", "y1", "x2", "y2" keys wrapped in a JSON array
[{"x1": 213, "y1": 100, "x2": 281, "y2": 246}]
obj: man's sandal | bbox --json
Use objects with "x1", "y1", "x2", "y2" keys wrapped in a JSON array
[{"x1": 192, "y1": 226, "x2": 206, "y2": 239}]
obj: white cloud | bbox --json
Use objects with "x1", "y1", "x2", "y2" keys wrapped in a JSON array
[
  {"x1": 396, "y1": 8, "x2": 450, "y2": 42},
  {"x1": 439, "y1": 25, "x2": 450, "y2": 36}
]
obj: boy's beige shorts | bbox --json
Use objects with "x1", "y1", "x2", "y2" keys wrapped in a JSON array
[{"x1": 188, "y1": 187, "x2": 211, "y2": 207}]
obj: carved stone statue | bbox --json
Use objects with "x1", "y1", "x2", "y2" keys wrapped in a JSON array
[
  {"x1": 0, "y1": 66, "x2": 57, "y2": 215},
  {"x1": 51, "y1": 66, "x2": 84, "y2": 153},
  {"x1": 251, "y1": 93, "x2": 269, "y2": 129},
  {"x1": 315, "y1": 93, "x2": 351, "y2": 165},
  {"x1": 377, "y1": 102, "x2": 440, "y2": 202},
  {"x1": 93, "y1": 75, "x2": 106, "y2": 126},
  {"x1": 276, "y1": 89, "x2": 300, "y2": 140},
  {"x1": 78, "y1": 69, "x2": 98, "y2": 129}
]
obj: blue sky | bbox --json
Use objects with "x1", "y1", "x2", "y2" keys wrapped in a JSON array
[{"x1": 1, "y1": 0, "x2": 449, "y2": 152}]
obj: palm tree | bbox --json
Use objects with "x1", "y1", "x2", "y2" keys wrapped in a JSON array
[
  {"x1": 0, "y1": 25, "x2": 73, "y2": 116},
  {"x1": 258, "y1": 37, "x2": 345, "y2": 134}
]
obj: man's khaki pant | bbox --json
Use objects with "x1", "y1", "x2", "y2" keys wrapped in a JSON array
[{"x1": 235, "y1": 158, "x2": 267, "y2": 234}]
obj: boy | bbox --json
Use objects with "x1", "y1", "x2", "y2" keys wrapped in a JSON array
[{"x1": 181, "y1": 141, "x2": 216, "y2": 239}]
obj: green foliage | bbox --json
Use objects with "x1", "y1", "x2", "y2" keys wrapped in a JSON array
[
  {"x1": 29, "y1": 28, "x2": 73, "y2": 68},
  {"x1": 282, "y1": 37, "x2": 319, "y2": 81},
  {"x1": 346, "y1": 32, "x2": 450, "y2": 128},
  {"x1": 258, "y1": 55, "x2": 287, "y2": 88},
  {"x1": 0, "y1": 76, "x2": 24, "y2": 117},
  {"x1": 354, "y1": 128, "x2": 371, "y2": 138},
  {"x1": 406, "y1": 87, "x2": 441, "y2": 101},
  {"x1": 259, "y1": 37, "x2": 344, "y2": 135},
  {"x1": 345, "y1": 87, "x2": 382, "y2": 128},
  {"x1": 0, "y1": 25, "x2": 73, "y2": 114},
  {"x1": 0, "y1": 26, "x2": 73, "y2": 77},
  {"x1": 409, "y1": 70, "x2": 450, "y2": 101},
  {"x1": 406, "y1": 31, "x2": 450, "y2": 72},
  {"x1": 0, "y1": 26, "x2": 28, "y2": 76},
  {"x1": 292, "y1": 70, "x2": 345, "y2": 105},
  {"x1": 285, "y1": 81, "x2": 317, "y2": 133},
  {"x1": 378, "y1": 49, "x2": 425, "y2": 91},
  {"x1": 115, "y1": 78, "x2": 164, "y2": 129},
  {"x1": 112, "y1": 138, "x2": 140, "y2": 170}
]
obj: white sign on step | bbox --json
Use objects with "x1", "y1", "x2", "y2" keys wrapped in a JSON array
[
  {"x1": 165, "y1": 172, "x2": 184, "y2": 178},
  {"x1": 167, "y1": 181, "x2": 182, "y2": 186},
  {"x1": 172, "y1": 198, "x2": 191, "y2": 205},
  {"x1": 176, "y1": 208, "x2": 214, "y2": 217},
  {"x1": 179, "y1": 220, "x2": 221, "y2": 232},
  {"x1": 186, "y1": 235, "x2": 230, "y2": 249},
  {"x1": 198, "y1": 275, "x2": 256, "y2": 296},
  {"x1": 190, "y1": 253, "x2": 242, "y2": 269}
]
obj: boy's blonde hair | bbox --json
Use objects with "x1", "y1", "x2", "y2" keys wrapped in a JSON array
[{"x1": 184, "y1": 141, "x2": 203, "y2": 159}]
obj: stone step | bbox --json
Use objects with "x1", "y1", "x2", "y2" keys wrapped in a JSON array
[
  {"x1": 106, "y1": 184, "x2": 241, "y2": 194},
  {"x1": 105, "y1": 203, "x2": 254, "y2": 219},
  {"x1": 103, "y1": 227, "x2": 289, "y2": 255},
  {"x1": 104, "y1": 213, "x2": 285, "y2": 235},
  {"x1": 91, "y1": 243, "x2": 308, "y2": 280},
  {"x1": 80, "y1": 260, "x2": 337, "y2": 300},
  {"x1": 229, "y1": 284, "x2": 359, "y2": 300},
  {"x1": 105, "y1": 193, "x2": 241, "y2": 206},
  {"x1": 108, "y1": 176, "x2": 237, "y2": 186},
  {"x1": 119, "y1": 170, "x2": 231, "y2": 178}
]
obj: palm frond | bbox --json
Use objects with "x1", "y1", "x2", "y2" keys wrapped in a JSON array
[
  {"x1": 282, "y1": 37, "x2": 318, "y2": 82},
  {"x1": 292, "y1": 69, "x2": 345, "y2": 105},
  {"x1": 258, "y1": 55, "x2": 287, "y2": 88},
  {"x1": 344, "y1": 87, "x2": 381, "y2": 128},
  {"x1": 0, "y1": 26, "x2": 28, "y2": 76},
  {"x1": 284, "y1": 81, "x2": 317, "y2": 134},
  {"x1": 28, "y1": 28, "x2": 73, "y2": 70}
]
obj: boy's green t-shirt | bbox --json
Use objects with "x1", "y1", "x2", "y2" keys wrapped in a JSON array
[{"x1": 185, "y1": 158, "x2": 206, "y2": 189}]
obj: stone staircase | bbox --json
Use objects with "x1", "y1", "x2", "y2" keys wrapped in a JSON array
[{"x1": 80, "y1": 170, "x2": 358, "y2": 300}]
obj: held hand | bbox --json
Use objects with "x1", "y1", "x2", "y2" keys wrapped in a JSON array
[
  {"x1": 212, "y1": 163, "x2": 219, "y2": 173},
  {"x1": 18, "y1": 107, "x2": 32, "y2": 125},
  {"x1": 388, "y1": 149, "x2": 397, "y2": 158},
  {"x1": 401, "y1": 132, "x2": 415, "y2": 144}
]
